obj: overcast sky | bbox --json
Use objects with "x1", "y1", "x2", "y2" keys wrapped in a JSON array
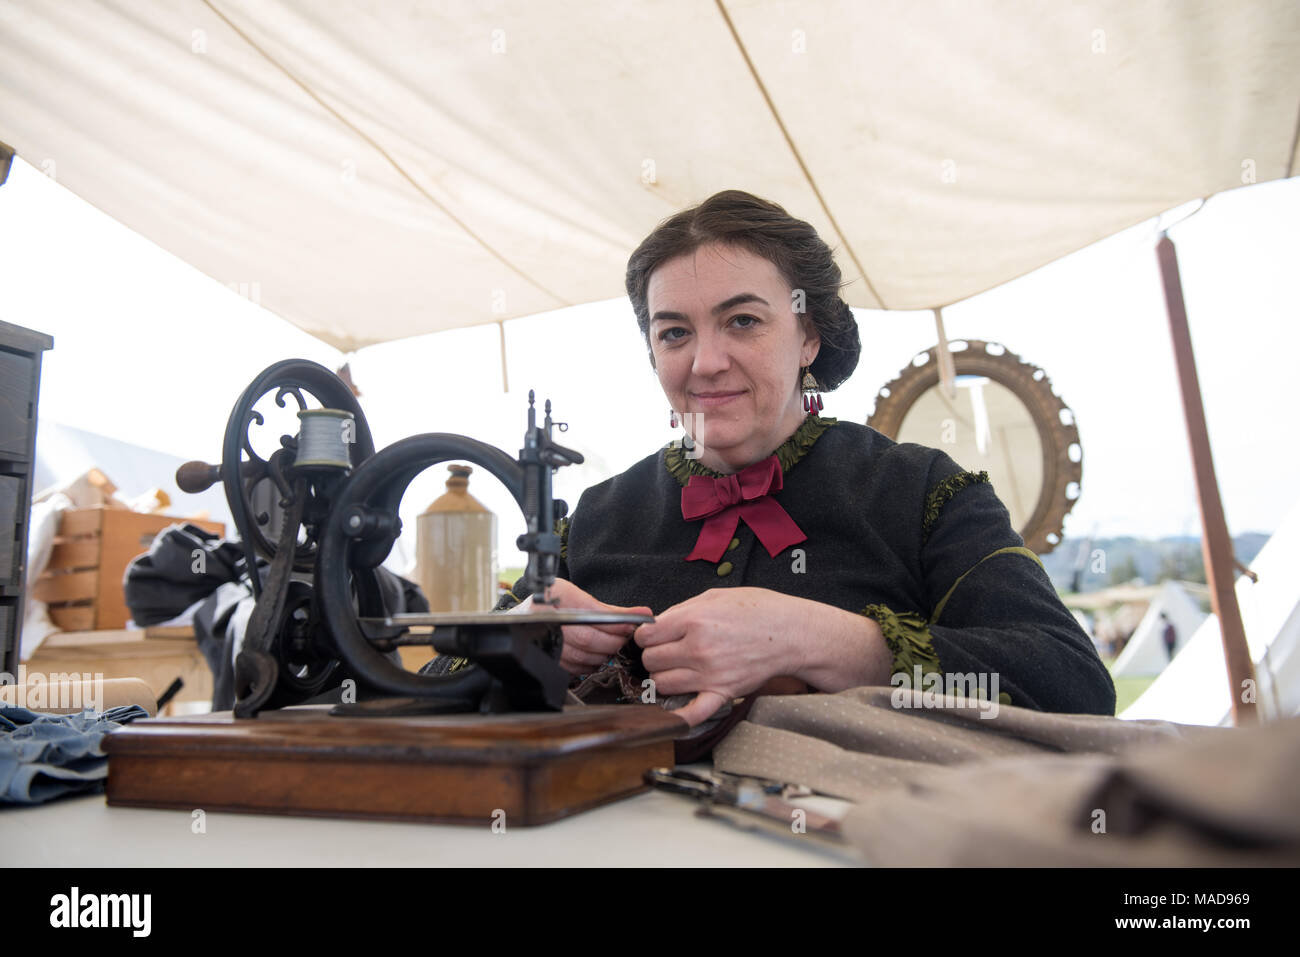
[{"x1": 1, "y1": 158, "x2": 1296, "y2": 571}]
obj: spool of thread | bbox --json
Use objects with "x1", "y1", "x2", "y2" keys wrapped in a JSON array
[{"x1": 295, "y1": 409, "x2": 355, "y2": 469}]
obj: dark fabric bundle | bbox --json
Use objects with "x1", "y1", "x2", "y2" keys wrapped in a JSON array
[
  {"x1": 125, "y1": 523, "x2": 426, "y2": 710},
  {"x1": 564, "y1": 650, "x2": 755, "y2": 763},
  {"x1": 123, "y1": 523, "x2": 252, "y2": 626}
]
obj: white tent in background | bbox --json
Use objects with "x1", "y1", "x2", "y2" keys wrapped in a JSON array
[
  {"x1": 1121, "y1": 497, "x2": 1300, "y2": 725},
  {"x1": 34, "y1": 421, "x2": 233, "y2": 529},
  {"x1": 1110, "y1": 580, "x2": 1208, "y2": 679},
  {"x1": 20, "y1": 421, "x2": 237, "y2": 660},
  {"x1": 1069, "y1": 609, "x2": 1097, "y2": 653}
]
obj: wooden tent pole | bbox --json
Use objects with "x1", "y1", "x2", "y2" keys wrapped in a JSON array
[{"x1": 1155, "y1": 233, "x2": 1257, "y2": 726}]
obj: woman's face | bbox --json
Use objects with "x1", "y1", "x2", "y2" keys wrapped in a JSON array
[{"x1": 647, "y1": 242, "x2": 820, "y2": 473}]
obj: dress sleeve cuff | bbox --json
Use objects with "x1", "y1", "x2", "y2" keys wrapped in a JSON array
[
  {"x1": 493, "y1": 590, "x2": 522, "y2": 612},
  {"x1": 860, "y1": 603, "x2": 943, "y2": 684},
  {"x1": 418, "y1": 653, "x2": 471, "y2": 675},
  {"x1": 860, "y1": 603, "x2": 1012, "y2": 705},
  {"x1": 557, "y1": 514, "x2": 570, "y2": 562}
]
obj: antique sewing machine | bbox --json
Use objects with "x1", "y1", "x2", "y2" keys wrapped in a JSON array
[{"x1": 103, "y1": 359, "x2": 685, "y2": 825}]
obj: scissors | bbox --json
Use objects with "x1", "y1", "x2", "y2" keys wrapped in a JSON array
[{"x1": 644, "y1": 766, "x2": 846, "y2": 843}]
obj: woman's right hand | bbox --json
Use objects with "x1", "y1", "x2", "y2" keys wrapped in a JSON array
[{"x1": 536, "y1": 578, "x2": 652, "y2": 675}]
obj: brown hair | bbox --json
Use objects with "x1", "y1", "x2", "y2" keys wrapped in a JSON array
[{"x1": 625, "y1": 190, "x2": 861, "y2": 390}]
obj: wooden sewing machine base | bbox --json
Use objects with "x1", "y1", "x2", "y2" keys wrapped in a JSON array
[{"x1": 103, "y1": 704, "x2": 688, "y2": 826}]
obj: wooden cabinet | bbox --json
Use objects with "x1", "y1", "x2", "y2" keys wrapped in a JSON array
[{"x1": 0, "y1": 319, "x2": 53, "y2": 676}]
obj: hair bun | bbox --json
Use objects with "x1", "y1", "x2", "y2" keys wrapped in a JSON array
[{"x1": 810, "y1": 299, "x2": 861, "y2": 391}]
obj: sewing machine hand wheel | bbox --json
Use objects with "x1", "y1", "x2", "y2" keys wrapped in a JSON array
[
  {"x1": 178, "y1": 360, "x2": 377, "y2": 581},
  {"x1": 179, "y1": 359, "x2": 382, "y2": 713}
]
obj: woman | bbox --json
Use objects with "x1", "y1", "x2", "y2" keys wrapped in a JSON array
[{"x1": 489, "y1": 190, "x2": 1114, "y2": 745}]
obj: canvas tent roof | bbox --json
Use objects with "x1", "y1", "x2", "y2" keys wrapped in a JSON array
[{"x1": 1, "y1": 0, "x2": 1298, "y2": 351}]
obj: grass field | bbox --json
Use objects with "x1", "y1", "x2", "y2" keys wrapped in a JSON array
[{"x1": 1105, "y1": 659, "x2": 1157, "y2": 714}]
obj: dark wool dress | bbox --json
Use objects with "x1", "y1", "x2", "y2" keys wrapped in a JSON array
[{"x1": 492, "y1": 414, "x2": 1115, "y2": 719}]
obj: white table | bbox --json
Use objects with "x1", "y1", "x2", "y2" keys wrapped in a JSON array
[{"x1": 1, "y1": 788, "x2": 860, "y2": 867}]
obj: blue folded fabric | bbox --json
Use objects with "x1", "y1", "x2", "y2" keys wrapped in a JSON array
[{"x1": 0, "y1": 705, "x2": 150, "y2": 806}]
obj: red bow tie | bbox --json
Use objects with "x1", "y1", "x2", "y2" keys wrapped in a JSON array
[{"x1": 680, "y1": 454, "x2": 807, "y2": 562}]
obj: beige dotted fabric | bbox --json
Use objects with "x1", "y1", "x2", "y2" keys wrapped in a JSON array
[{"x1": 712, "y1": 686, "x2": 1300, "y2": 865}]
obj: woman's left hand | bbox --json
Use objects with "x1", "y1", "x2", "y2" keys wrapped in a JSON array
[{"x1": 634, "y1": 587, "x2": 815, "y2": 727}]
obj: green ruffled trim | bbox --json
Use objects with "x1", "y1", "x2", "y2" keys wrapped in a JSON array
[
  {"x1": 863, "y1": 602, "x2": 1011, "y2": 706},
  {"x1": 921, "y1": 470, "x2": 990, "y2": 544},
  {"x1": 861, "y1": 603, "x2": 943, "y2": 684},
  {"x1": 663, "y1": 415, "x2": 838, "y2": 486}
]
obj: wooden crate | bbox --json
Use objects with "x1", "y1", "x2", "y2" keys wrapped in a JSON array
[{"x1": 31, "y1": 507, "x2": 225, "y2": 631}]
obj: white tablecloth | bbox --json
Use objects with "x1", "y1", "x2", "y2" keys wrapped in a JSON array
[{"x1": 1, "y1": 788, "x2": 858, "y2": 867}]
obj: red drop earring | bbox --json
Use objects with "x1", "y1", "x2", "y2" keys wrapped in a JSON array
[
  {"x1": 670, "y1": 408, "x2": 678, "y2": 429},
  {"x1": 801, "y1": 367, "x2": 823, "y2": 413}
]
